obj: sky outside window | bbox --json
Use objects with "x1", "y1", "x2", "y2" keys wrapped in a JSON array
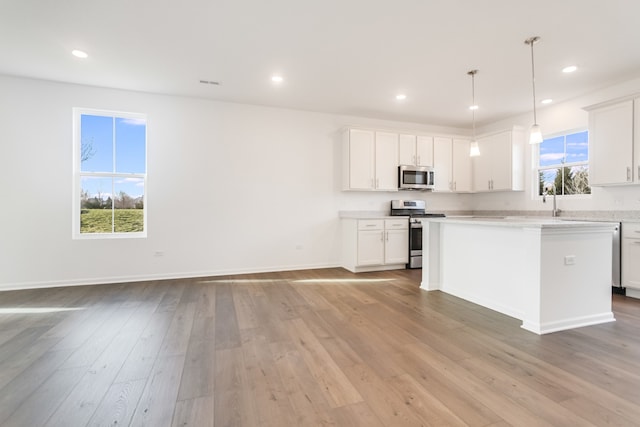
[{"x1": 81, "y1": 114, "x2": 146, "y2": 199}]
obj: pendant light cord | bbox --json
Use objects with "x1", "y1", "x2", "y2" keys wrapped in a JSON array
[
  {"x1": 471, "y1": 72, "x2": 476, "y2": 140},
  {"x1": 527, "y1": 37, "x2": 540, "y2": 125}
]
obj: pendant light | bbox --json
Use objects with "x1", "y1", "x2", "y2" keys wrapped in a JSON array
[
  {"x1": 525, "y1": 36, "x2": 543, "y2": 144},
  {"x1": 468, "y1": 69, "x2": 480, "y2": 157}
]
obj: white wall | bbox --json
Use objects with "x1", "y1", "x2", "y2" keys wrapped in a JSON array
[
  {"x1": 0, "y1": 75, "x2": 471, "y2": 290},
  {"x1": 473, "y1": 76, "x2": 640, "y2": 212}
]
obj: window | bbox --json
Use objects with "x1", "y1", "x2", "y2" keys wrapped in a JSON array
[
  {"x1": 73, "y1": 108, "x2": 147, "y2": 238},
  {"x1": 537, "y1": 130, "x2": 590, "y2": 196}
]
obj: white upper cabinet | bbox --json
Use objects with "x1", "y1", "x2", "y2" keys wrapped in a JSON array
[
  {"x1": 399, "y1": 134, "x2": 433, "y2": 167},
  {"x1": 433, "y1": 137, "x2": 453, "y2": 192},
  {"x1": 472, "y1": 127, "x2": 524, "y2": 192},
  {"x1": 586, "y1": 98, "x2": 638, "y2": 185},
  {"x1": 433, "y1": 137, "x2": 472, "y2": 193},
  {"x1": 452, "y1": 139, "x2": 473, "y2": 192},
  {"x1": 375, "y1": 131, "x2": 400, "y2": 191},
  {"x1": 342, "y1": 128, "x2": 398, "y2": 191}
]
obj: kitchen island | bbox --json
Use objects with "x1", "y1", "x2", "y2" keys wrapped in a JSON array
[{"x1": 421, "y1": 217, "x2": 617, "y2": 334}]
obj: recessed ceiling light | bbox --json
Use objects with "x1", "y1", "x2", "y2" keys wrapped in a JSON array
[
  {"x1": 71, "y1": 49, "x2": 88, "y2": 59},
  {"x1": 271, "y1": 75, "x2": 284, "y2": 83},
  {"x1": 541, "y1": 98, "x2": 553, "y2": 104},
  {"x1": 396, "y1": 94, "x2": 407, "y2": 101},
  {"x1": 469, "y1": 105, "x2": 479, "y2": 110},
  {"x1": 562, "y1": 65, "x2": 577, "y2": 73}
]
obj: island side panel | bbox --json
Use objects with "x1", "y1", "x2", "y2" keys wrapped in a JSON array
[
  {"x1": 435, "y1": 222, "x2": 538, "y2": 322},
  {"x1": 420, "y1": 220, "x2": 441, "y2": 291},
  {"x1": 531, "y1": 226, "x2": 615, "y2": 334}
]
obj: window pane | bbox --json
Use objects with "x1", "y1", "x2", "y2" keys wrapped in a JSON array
[
  {"x1": 80, "y1": 176, "x2": 113, "y2": 233},
  {"x1": 566, "y1": 165, "x2": 591, "y2": 195},
  {"x1": 539, "y1": 135, "x2": 565, "y2": 167},
  {"x1": 114, "y1": 178, "x2": 144, "y2": 233},
  {"x1": 538, "y1": 168, "x2": 558, "y2": 196},
  {"x1": 115, "y1": 117, "x2": 146, "y2": 174},
  {"x1": 565, "y1": 131, "x2": 589, "y2": 164},
  {"x1": 80, "y1": 115, "x2": 113, "y2": 172}
]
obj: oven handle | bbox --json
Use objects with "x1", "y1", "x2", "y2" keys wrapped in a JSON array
[{"x1": 410, "y1": 222, "x2": 422, "y2": 229}]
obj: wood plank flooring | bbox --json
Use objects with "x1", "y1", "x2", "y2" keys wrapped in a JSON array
[{"x1": 0, "y1": 268, "x2": 639, "y2": 426}]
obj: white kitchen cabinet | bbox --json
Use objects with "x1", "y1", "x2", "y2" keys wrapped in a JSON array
[
  {"x1": 342, "y1": 128, "x2": 398, "y2": 191},
  {"x1": 399, "y1": 134, "x2": 433, "y2": 167},
  {"x1": 384, "y1": 219, "x2": 409, "y2": 264},
  {"x1": 452, "y1": 139, "x2": 472, "y2": 192},
  {"x1": 433, "y1": 137, "x2": 452, "y2": 192},
  {"x1": 622, "y1": 222, "x2": 640, "y2": 298},
  {"x1": 375, "y1": 131, "x2": 400, "y2": 190},
  {"x1": 472, "y1": 127, "x2": 524, "y2": 192},
  {"x1": 341, "y1": 218, "x2": 408, "y2": 273},
  {"x1": 586, "y1": 98, "x2": 639, "y2": 185},
  {"x1": 433, "y1": 137, "x2": 472, "y2": 192}
]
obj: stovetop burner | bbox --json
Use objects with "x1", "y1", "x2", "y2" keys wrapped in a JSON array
[{"x1": 389, "y1": 200, "x2": 445, "y2": 219}]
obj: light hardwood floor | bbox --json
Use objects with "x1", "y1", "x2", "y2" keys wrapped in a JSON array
[{"x1": 0, "y1": 268, "x2": 639, "y2": 426}]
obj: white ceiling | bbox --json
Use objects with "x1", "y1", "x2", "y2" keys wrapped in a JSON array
[{"x1": 2, "y1": 0, "x2": 640, "y2": 128}]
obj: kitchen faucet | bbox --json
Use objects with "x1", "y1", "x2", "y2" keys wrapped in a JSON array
[{"x1": 542, "y1": 183, "x2": 561, "y2": 217}]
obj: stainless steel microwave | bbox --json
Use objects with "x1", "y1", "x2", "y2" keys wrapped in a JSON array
[{"x1": 398, "y1": 165, "x2": 435, "y2": 190}]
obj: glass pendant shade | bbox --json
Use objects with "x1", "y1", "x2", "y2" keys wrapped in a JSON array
[
  {"x1": 469, "y1": 140, "x2": 480, "y2": 157},
  {"x1": 530, "y1": 123, "x2": 543, "y2": 144}
]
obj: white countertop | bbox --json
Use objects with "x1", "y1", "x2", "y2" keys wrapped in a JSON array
[
  {"x1": 339, "y1": 211, "x2": 407, "y2": 220},
  {"x1": 422, "y1": 216, "x2": 619, "y2": 229}
]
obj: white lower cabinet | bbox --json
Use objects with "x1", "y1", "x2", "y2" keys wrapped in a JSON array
[
  {"x1": 622, "y1": 223, "x2": 640, "y2": 298},
  {"x1": 341, "y1": 218, "x2": 408, "y2": 273}
]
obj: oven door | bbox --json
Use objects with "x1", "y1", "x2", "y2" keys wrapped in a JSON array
[{"x1": 408, "y1": 222, "x2": 423, "y2": 268}]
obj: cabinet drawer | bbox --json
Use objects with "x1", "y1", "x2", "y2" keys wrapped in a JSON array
[
  {"x1": 384, "y1": 219, "x2": 408, "y2": 230},
  {"x1": 358, "y1": 219, "x2": 384, "y2": 230},
  {"x1": 623, "y1": 222, "x2": 640, "y2": 238}
]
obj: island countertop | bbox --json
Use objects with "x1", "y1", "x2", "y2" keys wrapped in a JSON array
[{"x1": 422, "y1": 216, "x2": 619, "y2": 229}]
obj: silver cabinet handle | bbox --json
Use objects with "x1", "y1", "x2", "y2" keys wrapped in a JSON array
[
  {"x1": 453, "y1": 182, "x2": 457, "y2": 191},
  {"x1": 413, "y1": 154, "x2": 416, "y2": 165},
  {"x1": 637, "y1": 166, "x2": 639, "y2": 181},
  {"x1": 417, "y1": 155, "x2": 421, "y2": 165},
  {"x1": 385, "y1": 231, "x2": 389, "y2": 242},
  {"x1": 380, "y1": 232, "x2": 384, "y2": 242},
  {"x1": 627, "y1": 167, "x2": 631, "y2": 181}
]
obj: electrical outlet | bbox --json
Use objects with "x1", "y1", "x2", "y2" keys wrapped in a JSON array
[{"x1": 564, "y1": 255, "x2": 576, "y2": 265}]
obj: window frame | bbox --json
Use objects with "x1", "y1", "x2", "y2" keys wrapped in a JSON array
[
  {"x1": 532, "y1": 128, "x2": 591, "y2": 200},
  {"x1": 72, "y1": 108, "x2": 148, "y2": 239}
]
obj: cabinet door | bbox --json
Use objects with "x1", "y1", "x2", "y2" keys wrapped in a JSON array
[
  {"x1": 375, "y1": 131, "x2": 399, "y2": 190},
  {"x1": 347, "y1": 129, "x2": 375, "y2": 190},
  {"x1": 385, "y1": 229, "x2": 409, "y2": 264},
  {"x1": 452, "y1": 139, "x2": 472, "y2": 192},
  {"x1": 589, "y1": 100, "x2": 634, "y2": 185},
  {"x1": 473, "y1": 131, "x2": 512, "y2": 192},
  {"x1": 416, "y1": 136, "x2": 434, "y2": 167},
  {"x1": 399, "y1": 134, "x2": 417, "y2": 165},
  {"x1": 634, "y1": 98, "x2": 640, "y2": 182},
  {"x1": 622, "y1": 238, "x2": 640, "y2": 290},
  {"x1": 472, "y1": 139, "x2": 492, "y2": 192},
  {"x1": 357, "y1": 230, "x2": 385, "y2": 265},
  {"x1": 487, "y1": 132, "x2": 512, "y2": 191},
  {"x1": 433, "y1": 137, "x2": 452, "y2": 192}
]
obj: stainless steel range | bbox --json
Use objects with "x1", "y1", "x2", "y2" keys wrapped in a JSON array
[{"x1": 390, "y1": 200, "x2": 445, "y2": 269}]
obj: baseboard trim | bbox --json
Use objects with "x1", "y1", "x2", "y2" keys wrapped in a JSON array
[{"x1": 0, "y1": 262, "x2": 341, "y2": 292}]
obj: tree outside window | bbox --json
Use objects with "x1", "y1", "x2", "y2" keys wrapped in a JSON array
[{"x1": 538, "y1": 130, "x2": 590, "y2": 196}]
